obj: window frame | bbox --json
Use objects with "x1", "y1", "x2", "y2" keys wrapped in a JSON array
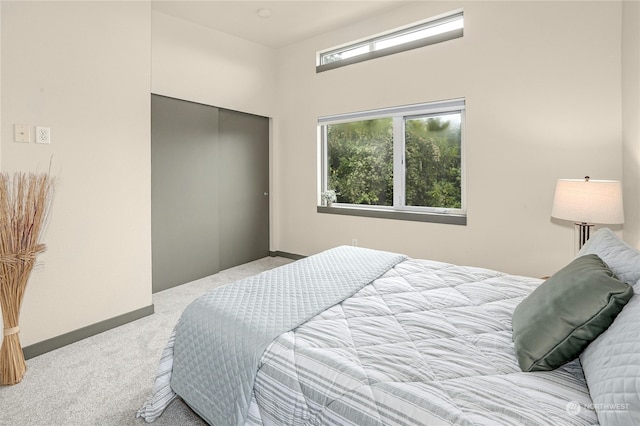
[
  {"x1": 318, "y1": 99, "x2": 466, "y2": 225},
  {"x1": 316, "y1": 10, "x2": 464, "y2": 73}
]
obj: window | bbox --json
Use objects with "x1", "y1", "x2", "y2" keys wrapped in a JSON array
[
  {"x1": 318, "y1": 99, "x2": 465, "y2": 225},
  {"x1": 317, "y1": 11, "x2": 463, "y2": 73}
]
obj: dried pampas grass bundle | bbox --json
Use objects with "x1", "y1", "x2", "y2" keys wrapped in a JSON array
[{"x1": 0, "y1": 172, "x2": 54, "y2": 385}]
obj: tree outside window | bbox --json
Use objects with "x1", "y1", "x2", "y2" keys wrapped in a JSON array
[{"x1": 322, "y1": 102, "x2": 463, "y2": 215}]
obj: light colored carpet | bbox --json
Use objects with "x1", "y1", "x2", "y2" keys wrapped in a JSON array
[{"x1": 0, "y1": 256, "x2": 293, "y2": 426}]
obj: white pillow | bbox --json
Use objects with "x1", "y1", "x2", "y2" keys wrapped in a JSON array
[
  {"x1": 578, "y1": 228, "x2": 640, "y2": 285},
  {"x1": 577, "y1": 228, "x2": 640, "y2": 426}
]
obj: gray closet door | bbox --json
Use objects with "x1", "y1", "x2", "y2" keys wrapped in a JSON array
[
  {"x1": 151, "y1": 95, "x2": 220, "y2": 292},
  {"x1": 218, "y1": 109, "x2": 270, "y2": 270},
  {"x1": 151, "y1": 95, "x2": 270, "y2": 293}
]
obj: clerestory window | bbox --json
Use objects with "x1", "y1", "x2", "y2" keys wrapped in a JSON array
[{"x1": 317, "y1": 11, "x2": 464, "y2": 73}]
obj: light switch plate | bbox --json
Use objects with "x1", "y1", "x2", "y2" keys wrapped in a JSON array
[
  {"x1": 35, "y1": 127, "x2": 51, "y2": 144},
  {"x1": 14, "y1": 124, "x2": 30, "y2": 143}
]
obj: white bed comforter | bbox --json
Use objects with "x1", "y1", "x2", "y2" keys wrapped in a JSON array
[{"x1": 246, "y1": 258, "x2": 599, "y2": 426}]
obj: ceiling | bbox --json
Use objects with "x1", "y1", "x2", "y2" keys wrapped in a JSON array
[{"x1": 151, "y1": 1, "x2": 408, "y2": 48}]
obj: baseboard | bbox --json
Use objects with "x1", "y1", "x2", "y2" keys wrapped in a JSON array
[
  {"x1": 22, "y1": 304, "x2": 155, "y2": 360},
  {"x1": 269, "y1": 250, "x2": 306, "y2": 261}
]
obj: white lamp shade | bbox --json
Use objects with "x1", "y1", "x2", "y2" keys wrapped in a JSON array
[{"x1": 551, "y1": 179, "x2": 624, "y2": 224}]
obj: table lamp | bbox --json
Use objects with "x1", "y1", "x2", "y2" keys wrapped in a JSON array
[{"x1": 551, "y1": 176, "x2": 624, "y2": 248}]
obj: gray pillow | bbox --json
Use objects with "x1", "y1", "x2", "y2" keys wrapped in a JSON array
[
  {"x1": 580, "y1": 287, "x2": 640, "y2": 426},
  {"x1": 577, "y1": 229, "x2": 640, "y2": 426},
  {"x1": 579, "y1": 228, "x2": 640, "y2": 285},
  {"x1": 512, "y1": 254, "x2": 634, "y2": 372}
]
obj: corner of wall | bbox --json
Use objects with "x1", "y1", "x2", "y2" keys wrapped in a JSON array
[{"x1": 621, "y1": 1, "x2": 640, "y2": 249}]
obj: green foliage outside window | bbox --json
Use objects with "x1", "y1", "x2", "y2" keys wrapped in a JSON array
[
  {"x1": 327, "y1": 119, "x2": 393, "y2": 206},
  {"x1": 405, "y1": 115, "x2": 462, "y2": 208},
  {"x1": 326, "y1": 113, "x2": 461, "y2": 209}
]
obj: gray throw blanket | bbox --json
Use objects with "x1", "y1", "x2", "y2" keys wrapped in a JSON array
[{"x1": 161, "y1": 246, "x2": 406, "y2": 425}]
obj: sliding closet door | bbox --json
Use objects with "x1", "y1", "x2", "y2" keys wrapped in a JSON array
[
  {"x1": 218, "y1": 109, "x2": 270, "y2": 270},
  {"x1": 151, "y1": 95, "x2": 220, "y2": 292},
  {"x1": 151, "y1": 96, "x2": 270, "y2": 292}
]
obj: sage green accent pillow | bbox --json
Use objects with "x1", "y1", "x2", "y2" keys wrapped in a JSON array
[{"x1": 512, "y1": 254, "x2": 634, "y2": 372}]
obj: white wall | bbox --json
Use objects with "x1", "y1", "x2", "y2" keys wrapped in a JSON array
[
  {"x1": 151, "y1": 11, "x2": 278, "y2": 251},
  {"x1": 0, "y1": 4, "x2": 2, "y2": 166},
  {"x1": 273, "y1": 1, "x2": 623, "y2": 277},
  {"x1": 152, "y1": 11, "x2": 277, "y2": 118},
  {"x1": 622, "y1": 1, "x2": 640, "y2": 249},
  {"x1": 1, "y1": 1, "x2": 152, "y2": 346}
]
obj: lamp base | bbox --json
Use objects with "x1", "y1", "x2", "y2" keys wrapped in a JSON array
[{"x1": 575, "y1": 222, "x2": 594, "y2": 249}]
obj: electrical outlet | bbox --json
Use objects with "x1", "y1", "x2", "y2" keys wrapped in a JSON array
[
  {"x1": 351, "y1": 238, "x2": 358, "y2": 247},
  {"x1": 35, "y1": 127, "x2": 51, "y2": 144},
  {"x1": 14, "y1": 124, "x2": 30, "y2": 143}
]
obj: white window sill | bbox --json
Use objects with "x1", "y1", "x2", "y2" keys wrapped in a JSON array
[{"x1": 317, "y1": 205, "x2": 466, "y2": 225}]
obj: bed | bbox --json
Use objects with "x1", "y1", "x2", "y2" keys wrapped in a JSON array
[{"x1": 138, "y1": 228, "x2": 640, "y2": 426}]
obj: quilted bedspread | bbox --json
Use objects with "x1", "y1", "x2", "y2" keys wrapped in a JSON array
[
  {"x1": 160, "y1": 246, "x2": 407, "y2": 425},
  {"x1": 245, "y1": 258, "x2": 600, "y2": 426}
]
